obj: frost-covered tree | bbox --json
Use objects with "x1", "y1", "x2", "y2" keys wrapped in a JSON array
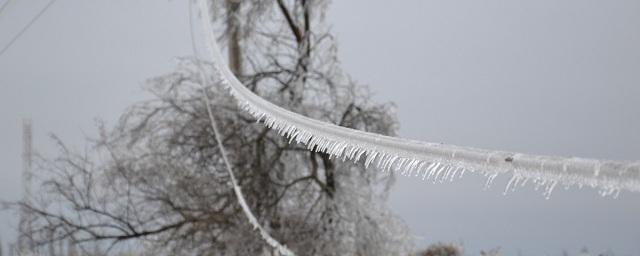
[
  {"x1": 418, "y1": 242, "x2": 463, "y2": 256},
  {"x1": 479, "y1": 247, "x2": 502, "y2": 256},
  {"x1": 8, "y1": 0, "x2": 411, "y2": 255}
]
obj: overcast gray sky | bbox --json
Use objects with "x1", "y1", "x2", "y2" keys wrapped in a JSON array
[{"x1": 1, "y1": 1, "x2": 639, "y2": 255}]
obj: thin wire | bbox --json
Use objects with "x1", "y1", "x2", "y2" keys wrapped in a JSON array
[
  {"x1": 188, "y1": 1, "x2": 294, "y2": 255},
  {"x1": 0, "y1": 0, "x2": 57, "y2": 58}
]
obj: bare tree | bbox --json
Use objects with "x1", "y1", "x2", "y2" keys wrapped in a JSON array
[{"x1": 6, "y1": 0, "x2": 411, "y2": 255}]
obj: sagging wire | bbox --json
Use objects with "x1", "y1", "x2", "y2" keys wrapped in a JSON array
[{"x1": 189, "y1": 1, "x2": 295, "y2": 255}]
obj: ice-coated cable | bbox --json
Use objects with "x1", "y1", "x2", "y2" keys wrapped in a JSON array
[
  {"x1": 190, "y1": 1, "x2": 294, "y2": 255},
  {"x1": 196, "y1": 0, "x2": 640, "y2": 199}
]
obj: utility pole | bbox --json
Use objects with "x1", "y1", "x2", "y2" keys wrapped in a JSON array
[
  {"x1": 225, "y1": 0, "x2": 242, "y2": 76},
  {"x1": 17, "y1": 119, "x2": 34, "y2": 255},
  {"x1": 47, "y1": 229, "x2": 55, "y2": 256},
  {"x1": 8, "y1": 243, "x2": 15, "y2": 256}
]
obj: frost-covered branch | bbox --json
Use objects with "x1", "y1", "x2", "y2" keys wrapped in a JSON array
[
  {"x1": 197, "y1": 0, "x2": 640, "y2": 198},
  {"x1": 198, "y1": 79, "x2": 294, "y2": 255}
]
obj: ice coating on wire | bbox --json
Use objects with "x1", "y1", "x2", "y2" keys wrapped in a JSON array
[
  {"x1": 194, "y1": 1, "x2": 294, "y2": 255},
  {"x1": 197, "y1": 1, "x2": 640, "y2": 199}
]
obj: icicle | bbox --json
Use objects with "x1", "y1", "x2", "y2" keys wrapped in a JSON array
[
  {"x1": 425, "y1": 163, "x2": 439, "y2": 181},
  {"x1": 544, "y1": 181, "x2": 558, "y2": 200},
  {"x1": 365, "y1": 151, "x2": 378, "y2": 168},
  {"x1": 415, "y1": 161, "x2": 427, "y2": 177},
  {"x1": 484, "y1": 172, "x2": 499, "y2": 190},
  {"x1": 504, "y1": 175, "x2": 518, "y2": 196}
]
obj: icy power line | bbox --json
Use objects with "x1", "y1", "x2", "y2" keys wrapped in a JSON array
[
  {"x1": 195, "y1": 1, "x2": 640, "y2": 199},
  {"x1": 192, "y1": 1, "x2": 294, "y2": 255}
]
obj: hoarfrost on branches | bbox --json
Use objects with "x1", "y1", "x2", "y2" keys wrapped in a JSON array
[{"x1": 8, "y1": 0, "x2": 413, "y2": 254}]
